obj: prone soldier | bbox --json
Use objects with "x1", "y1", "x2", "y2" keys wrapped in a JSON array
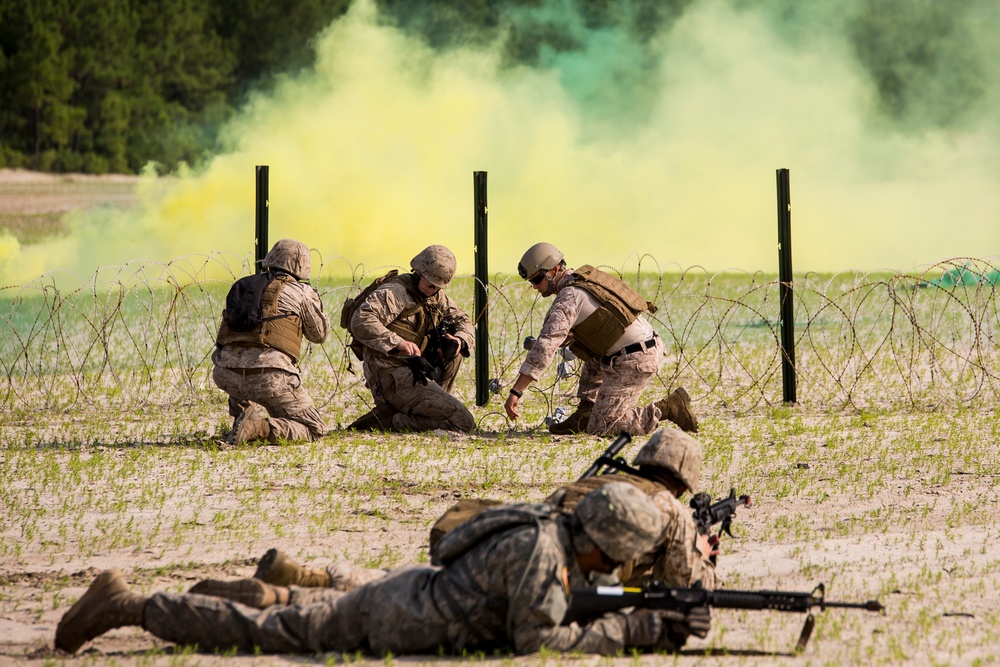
[
  {"x1": 245, "y1": 429, "x2": 720, "y2": 598},
  {"x1": 55, "y1": 484, "x2": 710, "y2": 656}
]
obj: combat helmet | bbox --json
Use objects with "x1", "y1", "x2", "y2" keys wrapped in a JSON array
[
  {"x1": 573, "y1": 482, "x2": 665, "y2": 563},
  {"x1": 262, "y1": 239, "x2": 311, "y2": 281},
  {"x1": 632, "y1": 428, "x2": 702, "y2": 493},
  {"x1": 411, "y1": 245, "x2": 456, "y2": 289},
  {"x1": 517, "y1": 242, "x2": 564, "y2": 281}
]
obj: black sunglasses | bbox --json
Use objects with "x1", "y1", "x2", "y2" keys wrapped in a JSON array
[{"x1": 528, "y1": 271, "x2": 547, "y2": 285}]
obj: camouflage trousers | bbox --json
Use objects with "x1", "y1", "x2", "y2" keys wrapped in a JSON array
[
  {"x1": 364, "y1": 356, "x2": 474, "y2": 433},
  {"x1": 213, "y1": 366, "x2": 326, "y2": 441},
  {"x1": 578, "y1": 337, "x2": 664, "y2": 437},
  {"x1": 143, "y1": 568, "x2": 453, "y2": 654}
]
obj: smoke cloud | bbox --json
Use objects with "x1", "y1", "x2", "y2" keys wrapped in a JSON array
[{"x1": 2, "y1": 0, "x2": 997, "y2": 284}]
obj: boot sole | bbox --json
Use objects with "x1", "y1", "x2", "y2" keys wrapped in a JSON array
[{"x1": 55, "y1": 569, "x2": 127, "y2": 653}]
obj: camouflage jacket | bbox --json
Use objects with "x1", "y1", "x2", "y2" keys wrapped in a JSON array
[{"x1": 213, "y1": 280, "x2": 329, "y2": 375}]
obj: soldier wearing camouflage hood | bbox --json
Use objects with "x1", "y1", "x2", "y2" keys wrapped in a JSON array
[
  {"x1": 505, "y1": 242, "x2": 698, "y2": 437},
  {"x1": 213, "y1": 239, "x2": 330, "y2": 445},
  {"x1": 347, "y1": 245, "x2": 475, "y2": 432},
  {"x1": 55, "y1": 483, "x2": 711, "y2": 656}
]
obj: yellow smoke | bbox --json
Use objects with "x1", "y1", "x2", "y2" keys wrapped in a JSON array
[{"x1": 2, "y1": 0, "x2": 997, "y2": 286}]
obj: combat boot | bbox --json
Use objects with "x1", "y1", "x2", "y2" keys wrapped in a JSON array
[
  {"x1": 548, "y1": 399, "x2": 595, "y2": 435},
  {"x1": 230, "y1": 402, "x2": 274, "y2": 445},
  {"x1": 253, "y1": 548, "x2": 331, "y2": 588},
  {"x1": 55, "y1": 569, "x2": 147, "y2": 654},
  {"x1": 346, "y1": 403, "x2": 397, "y2": 431},
  {"x1": 655, "y1": 387, "x2": 698, "y2": 433},
  {"x1": 188, "y1": 578, "x2": 289, "y2": 609}
]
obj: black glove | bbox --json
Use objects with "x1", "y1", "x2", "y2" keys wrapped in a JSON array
[
  {"x1": 404, "y1": 355, "x2": 436, "y2": 386},
  {"x1": 625, "y1": 606, "x2": 711, "y2": 649}
]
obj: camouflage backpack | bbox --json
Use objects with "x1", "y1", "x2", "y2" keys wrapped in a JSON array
[{"x1": 339, "y1": 270, "x2": 399, "y2": 360}]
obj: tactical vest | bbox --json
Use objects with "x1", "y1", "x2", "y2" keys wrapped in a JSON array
[
  {"x1": 566, "y1": 265, "x2": 657, "y2": 361},
  {"x1": 216, "y1": 274, "x2": 303, "y2": 361},
  {"x1": 543, "y1": 474, "x2": 666, "y2": 513},
  {"x1": 385, "y1": 274, "x2": 442, "y2": 349}
]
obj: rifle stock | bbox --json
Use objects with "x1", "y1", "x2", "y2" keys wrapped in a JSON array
[{"x1": 577, "y1": 432, "x2": 632, "y2": 480}]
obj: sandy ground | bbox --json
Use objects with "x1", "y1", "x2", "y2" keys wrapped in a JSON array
[{"x1": 1, "y1": 171, "x2": 998, "y2": 666}]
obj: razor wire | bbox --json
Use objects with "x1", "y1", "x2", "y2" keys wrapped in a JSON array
[{"x1": 1, "y1": 254, "x2": 998, "y2": 433}]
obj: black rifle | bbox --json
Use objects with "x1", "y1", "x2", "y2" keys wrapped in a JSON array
[
  {"x1": 424, "y1": 319, "x2": 462, "y2": 373},
  {"x1": 689, "y1": 488, "x2": 751, "y2": 563},
  {"x1": 577, "y1": 432, "x2": 632, "y2": 480},
  {"x1": 565, "y1": 581, "x2": 883, "y2": 652}
]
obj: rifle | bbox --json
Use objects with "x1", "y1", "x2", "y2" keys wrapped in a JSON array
[
  {"x1": 565, "y1": 581, "x2": 884, "y2": 652},
  {"x1": 423, "y1": 319, "x2": 462, "y2": 374},
  {"x1": 689, "y1": 488, "x2": 751, "y2": 563},
  {"x1": 577, "y1": 432, "x2": 633, "y2": 480}
]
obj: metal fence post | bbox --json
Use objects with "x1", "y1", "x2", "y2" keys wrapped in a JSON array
[
  {"x1": 255, "y1": 165, "x2": 269, "y2": 273},
  {"x1": 473, "y1": 171, "x2": 490, "y2": 406},
  {"x1": 776, "y1": 168, "x2": 797, "y2": 404}
]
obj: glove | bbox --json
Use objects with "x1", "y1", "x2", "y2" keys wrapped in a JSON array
[
  {"x1": 404, "y1": 355, "x2": 436, "y2": 386},
  {"x1": 625, "y1": 607, "x2": 711, "y2": 649}
]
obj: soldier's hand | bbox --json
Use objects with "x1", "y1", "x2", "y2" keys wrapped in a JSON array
[
  {"x1": 404, "y1": 356, "x2": 436, "y2": 386},
  {"x1": 696, "y1": 533, "x2": 720, "y2": 560},
  {"x1": 395, "y1": 340, "x2": 421, "y2": 356},
  {"x1": 504, "y1": 392, "x2": 520, "y2": 420}
]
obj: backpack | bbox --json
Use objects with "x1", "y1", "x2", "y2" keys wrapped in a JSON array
[
  {"x1": 339, "y1": 269, "x2": 399, "y2": 360},
  {"x1": 224, "y1": 271, "x2": 279, "y2": 332},
  {"x1": 430, "y1": 503, "x2": 561, "y2": 566}
]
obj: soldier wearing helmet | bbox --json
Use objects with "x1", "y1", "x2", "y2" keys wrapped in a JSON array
[
  {"x1": 213, "y1": 239, "x2": 330, "y2": 445},
  {"x1": 56, "y1": 483, "x2": 710, "y2": 656},
  {"x1": 347, "y1": 245, "x2": 475, "y2": 432},
  {"x1": 506, "y1": 242, "x2": 698, "y2": 437},
  {"x1": 241, "y1": 429, "x2": 719, "y2": 599},
  {"x1": 544, "y1": 428, "x2": 719, "y2": 590}
]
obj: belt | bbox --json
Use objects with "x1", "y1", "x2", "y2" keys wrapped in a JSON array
[
  {"x1": 602, "y1": 336, "x2": 658, "y2": 363},
  {"x1": 233, "y1": 367, "x2": 267, "y2": 376}
]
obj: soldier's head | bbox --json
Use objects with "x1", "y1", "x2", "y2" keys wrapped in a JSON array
[
  {"x1": 571, "y1": 482, "x2": 664, "y2": 572},
  {"x1": 518, "y1": 242, "x2": 566, "y2": 297},
  {"x1": 411, "y1": 245, "x2": 457, "y2": 294},
  {"x1": 262, "y1": 239, "x2": 311, "y2": 281},
  {"x1": 631, "y1": 428, "x2": 703, "y2": 496}
]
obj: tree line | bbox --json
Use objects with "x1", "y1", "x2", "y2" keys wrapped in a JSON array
[{"x1": 0, "y1": 0, "x2": 983, "y2": 175}]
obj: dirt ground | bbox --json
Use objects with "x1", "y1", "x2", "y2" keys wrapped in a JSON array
[{"x1": 1, "y1": 171, "x2": 998, "y2": 666}]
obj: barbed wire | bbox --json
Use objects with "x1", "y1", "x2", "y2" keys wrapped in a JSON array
[{"x1": 2, "y1": 255, "x2": 998, "y2": 435}]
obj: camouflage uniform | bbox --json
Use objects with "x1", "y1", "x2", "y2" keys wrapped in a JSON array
[
  {"x1": 521, "y1": 271, "x2": 663, "y2": 436},
  {"x1": 352, "y1": 274, "x2": 475, "y2": 432},
  {"x1": 545, "y1": 476, "x2": 719, "y2": 590},
  {"x1": 213, "y1": 240, "x2": 330, "y2": 441},
  {"x1": 133, "y1": 487, "x2": 696, "y2": 655}
]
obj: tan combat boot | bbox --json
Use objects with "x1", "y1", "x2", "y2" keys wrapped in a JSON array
[
  {"x1": 253, "y1": 548, "x2": 331, "y2": 588},
  {"x1": 655, "y1": 387, "x2": 698, "y2": 432},
  {"x1": 188, "y1": 578, "x2": 290, "y2": 609},
  {"x1": 229, "y1": 402, "x2": 274, "y2": 445},
  {"x1": 548, "y1": 399, "x2": 595, "y2": 435},
  {"x1": 55, "y1": 569, "x2": 147, "y2": 654}
]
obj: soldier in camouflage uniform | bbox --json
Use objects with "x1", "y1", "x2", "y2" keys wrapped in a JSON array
[
  {"x1": 347, "y1": 245, "x2": 475, "y2": 432},
  {"x1": 240, "y1": 428, "x2": 719, "y2": 600},
  {"x1": 55, "y1": 483, "x2": 711, "y2": 656},
  {"x1": 505, "y1": 242, "x2": 698, "y2": 437},
  {"x1": 213, "y1": 239, "x2": 330, "y2": 445}
]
